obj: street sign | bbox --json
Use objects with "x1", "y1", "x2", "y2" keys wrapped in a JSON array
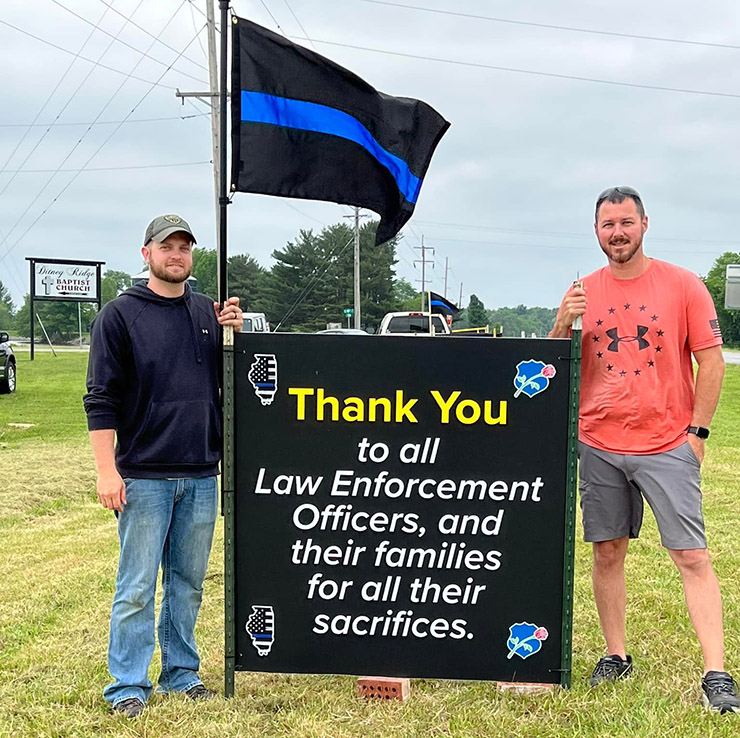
[{"x1": 342, "y1": 308, "x2": 354, "y2": 316}]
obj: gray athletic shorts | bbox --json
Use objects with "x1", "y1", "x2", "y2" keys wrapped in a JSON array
[{"x1": 578, "y1": 441, "x2": 706, "y2": 550}]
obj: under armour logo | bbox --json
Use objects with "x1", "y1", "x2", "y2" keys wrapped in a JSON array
[
  {"x1": 201, "y1": 328, "x2": 209, "y2": 334},
  {"x1": 606, "y1": 326, "x2": 649, "y2": 352}
]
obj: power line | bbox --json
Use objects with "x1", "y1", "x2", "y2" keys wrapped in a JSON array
[
  {"x1": 282, "y1": 0, "x2": 319, "y2": 52},
  {"x1": 419, "y1": 234, "x2": 731, "y2": 255},
  {"x1": 185, "y1": 0, "x2": 221, "y2": 33},
  {"x1": 0, "y1": 18, "x2": 179, "y2": 89},
  {"x1": 94, "y1": 0, "x2": 209, "y2": 73},
  {"x1": 0, "y1": 24, "x2": 205, "y2": 264},
  {"x1": 0, "y1": 0, "x2": 113, "y2": 181},
  {"x1": 291, "y1": 36, "x2": 740, "y2": 100},
  {"x1": 412, "y1": 218, "x2": 740, "y2": 246},
  {"x1": 187, "y1": 0, "x2": 208, "y2": 19},
  {"x1": 274, "y1": 235, "x2": 355, "y2": 330},
  {"x1": 0, "y1": 227, "x2": 27, "y2": 298},
  {"x1": 188, "y1": 0, "x2": 209, "y2": 60},
  {"x1": 259, "y1": 0, "x2": 286, "y2": 32},
  {"x1": 0, "y1": 113, "x2": 207, "y2": 127},
  {"x1": 50, "y1": 0, "x2": 208, "y2": 85},
  {"x1": 280, "y1": 199, "x2": 330, "y2": 226},
  {"x1": 0, "y1": 0, "x2": 149, "y2": 203},
  {"x1": 0, "y1": 161, "x2": 210, "y2": 173},
  {"x1": 358, "y1": 0, "x2": 740, "y2": 53}
]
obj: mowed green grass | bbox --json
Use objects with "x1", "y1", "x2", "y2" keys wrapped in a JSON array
[{"x1": 1, "y1": 351, "x2": 739, "y2": 737}]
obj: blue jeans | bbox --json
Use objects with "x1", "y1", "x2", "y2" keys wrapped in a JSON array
[{"x1": 103, "y1": 476, "x2": 218, "y2": 706}]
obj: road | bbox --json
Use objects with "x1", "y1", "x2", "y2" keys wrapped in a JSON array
[{"x1": 723, "y1": 351, "x2": 740, "y2": 365}]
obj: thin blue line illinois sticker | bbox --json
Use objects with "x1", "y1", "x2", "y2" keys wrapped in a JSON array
[
  {"x1": 245, "y1": 604, "x2": 275, "y2": 656},
  {"x1": 248, "y1": 354, "x2": 278, "y2": 406},
  {"x1": 513, "y1": 359, "x2": 556, "y2": 398}
]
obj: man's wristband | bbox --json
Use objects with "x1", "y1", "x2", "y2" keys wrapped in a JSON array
[{"x1": 687, "y1": 425, "x2": 710, "y2": 439}]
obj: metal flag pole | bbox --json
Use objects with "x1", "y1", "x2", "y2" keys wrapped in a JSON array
[
  {"x1": 353, "y1": 206, "x2": 361, "y2": 329},
  {"x1": 218, "y1": 0, "x2": 237, "y2": 700},
  {"x1": 218, "y1": 1, "x2": 230, "y2": 313}
]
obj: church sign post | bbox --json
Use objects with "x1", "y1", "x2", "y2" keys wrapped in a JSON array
[{"x1": 26, "y1": 257, "x2": 104, "y2": 360}]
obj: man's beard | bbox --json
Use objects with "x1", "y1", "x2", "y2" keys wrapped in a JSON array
[
  {"x1": 602, "y1": 236, "x2": 642, "y2": 264},
  {"x1": 149, "y1": 261, "x2": 191, "y2": 284}
]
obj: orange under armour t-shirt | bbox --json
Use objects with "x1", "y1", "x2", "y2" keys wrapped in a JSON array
[{"x1": 575, "y1": 259, "x2": 722, "y2": 454}]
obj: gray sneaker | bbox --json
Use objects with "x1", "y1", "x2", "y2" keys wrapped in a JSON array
[
  {"x1": 702, "y1": 671, "x2": 740, "y2": 714},
  {"x1": 112, "y1": 697, "x2": 145, "y2": 718},
  {"x1": 589, "y1": 654, "x2": 633, "y2": 687}
]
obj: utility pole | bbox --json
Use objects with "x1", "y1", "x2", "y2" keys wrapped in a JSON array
[
  {"x1": 414, "y1": 235, "x2": 435, "y2": 310},
  {"x1": 459, "y1": 282, "x2": 463, "y2": 308},
  {"x1": 205, "y1": 0, "x2": 220, "y2": 238},
  {"x1": 443, "y1": 256, "x2": 449, "y2": 299},
  {"x1": 175, "y1": 0, "x2": 220, "y2": 245},
  {"x1": 344, "y1": 207, "x2": 367, "y2": 329}
]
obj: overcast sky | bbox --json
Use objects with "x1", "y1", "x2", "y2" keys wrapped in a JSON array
[{"x1": 2, "y1": 0, "x2": 740, "y2": 315}]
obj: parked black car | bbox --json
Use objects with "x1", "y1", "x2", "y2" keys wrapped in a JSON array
[{"x1": 0, "y1": 332, "x2": 16, "y2": 394}]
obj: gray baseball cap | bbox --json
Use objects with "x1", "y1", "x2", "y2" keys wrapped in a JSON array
[{"x1": 144, "y1": 214, "x2": 197, "y2": 246}]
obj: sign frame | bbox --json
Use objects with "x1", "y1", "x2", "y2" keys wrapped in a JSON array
[
  {"x1": 25, "y1": 257, "x2": 105, "y2": 360},
  {"x1": 223, "y1": 331, "x2": 581, "y2": 694}
]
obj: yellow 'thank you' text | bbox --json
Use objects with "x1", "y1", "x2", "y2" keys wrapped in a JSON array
[
  {"x1": 289, "y1": 388, "x2": 419, "y2": 423},
  {"x1": 287, "y1": 388, "x2": 508, "y2": 426}
]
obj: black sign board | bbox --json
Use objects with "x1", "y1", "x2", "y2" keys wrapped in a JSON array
[{"x1": 232, "y1": 334, "x2": 575, "y2": 684}]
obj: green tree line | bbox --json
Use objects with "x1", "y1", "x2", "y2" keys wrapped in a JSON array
[
  {"x1": 2, "y1": 240, "x2": 739, "y2": 344},
  {"x1": 454, "y1": 295, "x2": 558, "y2": 338}
]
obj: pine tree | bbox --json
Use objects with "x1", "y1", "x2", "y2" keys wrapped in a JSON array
[
  {"x1": 466, "y1": 294, "x2": 488, "y2": 329},
  {"x1": 0, "y1": 281, "x2": 14, "y2": 331},
  {"x1": 191, "y1": 248, "x2": 218, "y2": 299},
  {"x1": 228, "y1": 254, "x2": 267, "y2": 312},
  {"x1": 262, "y1": 221, "x2": 401, "y2": 332}
]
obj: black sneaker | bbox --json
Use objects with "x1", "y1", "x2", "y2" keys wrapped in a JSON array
[
  {"x1": 702, "y1": 671, "x2": 740, "y2": 714},
  {"x1": 185, "y1": 684, "x2": 216, "y2": 701},
  {"x1": 112, "y1": 697, "x2": 145, "y2": 718},
  {"x1": 589, "y1": 654, "x2": 634, "y2": 687}
]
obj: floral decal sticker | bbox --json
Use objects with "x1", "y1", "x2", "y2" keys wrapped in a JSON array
[
  {"x1": 506, "y1": 622, "x2": 549, "y2": 660},
  {"x1": 513, "y1": 360, "x2": 557, "y2": 398}
]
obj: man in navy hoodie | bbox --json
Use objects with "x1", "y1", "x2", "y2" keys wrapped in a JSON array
[{"x1": 84, "y1": 214, "x2": 243, "y2": 718}]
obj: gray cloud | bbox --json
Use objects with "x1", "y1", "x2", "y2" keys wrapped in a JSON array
[{"x1": 2, "y1": 0, "x2": 739, "y2": 313}]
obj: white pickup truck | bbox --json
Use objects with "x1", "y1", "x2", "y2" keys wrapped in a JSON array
[
  {"x1": 242, "y1": 312, "x2": 270, "y2": 333},
  {"x1": 377, "y1": 311, "x2": 452, "y2": 336}
]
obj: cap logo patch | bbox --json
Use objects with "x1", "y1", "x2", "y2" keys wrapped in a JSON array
[{"x1": 163, "y1": 214, "x2": 182, "y2": 224}]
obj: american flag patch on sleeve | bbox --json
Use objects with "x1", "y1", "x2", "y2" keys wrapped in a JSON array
[{"x1": 710, "y1": 318, "x2": 723, "y2": 339}]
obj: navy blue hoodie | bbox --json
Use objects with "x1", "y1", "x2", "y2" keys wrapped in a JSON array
[{"x1": 84, "y1": 283, "x2": 221, "y2": 478}]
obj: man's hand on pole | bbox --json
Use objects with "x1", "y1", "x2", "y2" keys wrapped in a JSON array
[
  {"x1": 214, "y1": 296, "x2": 243, "y2": 328},
  {"x1": 550, "y1": 284, "x2": 587, "y2": 338}
]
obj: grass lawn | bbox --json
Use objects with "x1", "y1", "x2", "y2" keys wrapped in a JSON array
[{"x1": 1, "y1": 351, "x2": 739, "y2": 737}]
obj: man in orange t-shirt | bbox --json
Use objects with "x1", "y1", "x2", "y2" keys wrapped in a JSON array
[{"x1": 551, "y1": 187, "x2": 737, "y2": 713}]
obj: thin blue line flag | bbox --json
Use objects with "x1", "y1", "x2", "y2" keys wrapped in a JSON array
[
  {"x1": 429, "y1": 290, "x2": 460, "y2": 319},
  {"x1": 231, "y1": 17, "x2": 450, "y2": 245}
]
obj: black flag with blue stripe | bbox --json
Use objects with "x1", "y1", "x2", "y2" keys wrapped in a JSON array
[
  {"x1": 230, "y1": 17, "x2": 450, "y2": 245},
  {"x1": 429, "y1": 291, "x2": 460, "y2": 319}
]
